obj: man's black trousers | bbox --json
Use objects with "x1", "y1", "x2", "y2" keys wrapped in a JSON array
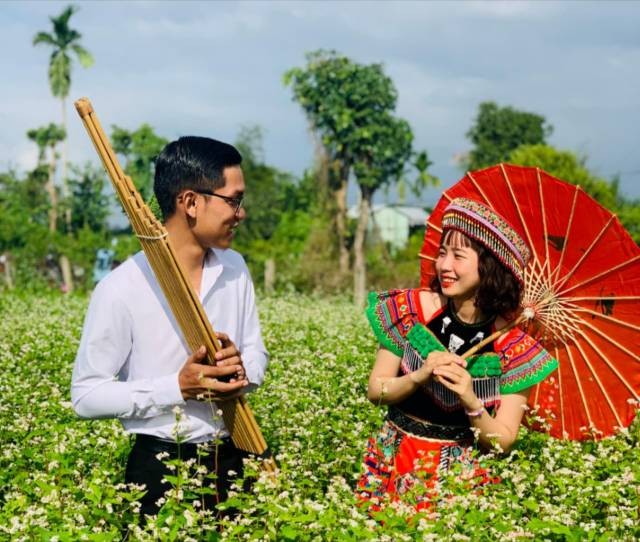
[{"x1": 125, "y1": 434, "x2": 244, "y2": 518}]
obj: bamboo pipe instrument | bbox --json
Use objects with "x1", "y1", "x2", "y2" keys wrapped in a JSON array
[{"x1": 75, "y1": 98, "x2": 275, "y2": 472}]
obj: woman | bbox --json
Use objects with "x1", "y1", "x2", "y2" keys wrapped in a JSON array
[{"x1": 357, "y1": 198, "x2": 558, "y2": 511}]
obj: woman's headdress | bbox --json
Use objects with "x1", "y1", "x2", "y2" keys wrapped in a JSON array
[{"x1": 441, "y1": 198, "x2": 531, "y2": 284}]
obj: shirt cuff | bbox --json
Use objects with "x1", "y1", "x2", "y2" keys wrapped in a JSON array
[
  {"x1": 151, "y1": 372, "x2": 185, "y2": 409},
  {"x1": 242, "y1": 352, "x2": 268, "y2": 390}
]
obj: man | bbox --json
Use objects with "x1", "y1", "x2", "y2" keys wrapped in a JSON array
[{"x1": 71, "y1": 136, "x2": 268, "y2": 518}]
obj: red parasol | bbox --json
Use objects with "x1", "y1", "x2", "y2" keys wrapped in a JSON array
[{"x1": 419, "y1": 164, "x2": 640, "y2": 440}]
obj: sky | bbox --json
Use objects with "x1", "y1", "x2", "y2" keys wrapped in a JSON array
[{"x1": 1, "y1": 0, "x2": 639, "y2": 210}]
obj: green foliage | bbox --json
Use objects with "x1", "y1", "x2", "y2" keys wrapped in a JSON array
[
  {"x1": 0, "y1": 170, "x2": 54, "y2": 289},
  {"x1": 0, "y1": 162, "x2": 123, "y2": 290},
  {"x1": 68, "y1": 162, "x2": 110, "y2": 233},
  {"x1": 284, "y1": 50, "x2": 398, "y2": 185},
  {"x1": 111, "y1": 124, "x2": 168, "y2": 201},
  {"x1": 234, "y1": 126, "x2": 301, "y2": 245},
  {"x1": 466, "y1": 101, "x2": 552, "y2": 170},
  {"x1": 367, "y1": 230, "x2": 424, "y2": 291},
  {"x1": 353, "y1": 115, "x2": 414, "y2": 197},
  {"x1": 111, "y1": 234, "x2": 141, "y2": 264},
  {"x1": 26, "y1": 123, "x2": 66, "y2": 163},
  {"x1": 1, "y1": 292, "x2": 639, "y2": 539},
  {"x1": 33, "y1": 4, "x2": 94, "y2": 99},
  {"x1": 616, "y1": 194, "x2": 640, "y2": 243},
  {"x1": 231, "y1": 126, "x2": 318, "y2": 288},
  {"x1": 58, "y1": 226, "x2": 110, "y2": 289},
  {"x1": 285, "y1": 50, "x2": 434, "y2": 304},
  {"x1": 146, "y1": 193, "x2": 163, "y2": 222},
  {"x1": 285, "y1": 50, "x2": 433, "y2": 198},
  {"x1": 0, "y1": 170, "x2": 49, "y2": 238}
]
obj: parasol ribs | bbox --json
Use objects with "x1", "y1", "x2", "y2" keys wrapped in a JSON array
[{"x1": 75, "y1": 98, "x2": 274, "y2": 471}]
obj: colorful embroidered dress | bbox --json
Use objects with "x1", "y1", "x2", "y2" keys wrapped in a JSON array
[{"x1": 357, "y1": 288, "x2": 558, "y2": 511}]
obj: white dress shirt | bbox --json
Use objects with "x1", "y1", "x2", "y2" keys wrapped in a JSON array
[{"x1": 71, "y1": 248, "x2": 268, "y2": 442}]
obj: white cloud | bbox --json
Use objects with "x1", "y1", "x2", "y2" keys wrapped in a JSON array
[
  {"x1": 463, "y1": 1, "x2": 559, "y2": 20},
  {"x1": 132, "y1": 9, "x2": 267, "y2": 40},
  {"x1": 2, "y1": 0, "x2": 640, "y2": 199}
]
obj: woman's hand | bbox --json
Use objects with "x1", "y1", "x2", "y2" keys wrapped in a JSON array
[
  {"x1": 409, "y1": 351, "x2": 467, "y2": 386},
  {"x1": 431, "y1": 359, "x2": 480, "y2": 410}
]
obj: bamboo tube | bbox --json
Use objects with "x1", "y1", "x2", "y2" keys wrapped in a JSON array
[{"x1": 75, "y1": 98, "x2": 274, "y2": 470}]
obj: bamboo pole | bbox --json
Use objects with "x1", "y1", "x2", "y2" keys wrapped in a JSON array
[{"x1": 75, "y1": 98, "x2": 274, "y2": 471}]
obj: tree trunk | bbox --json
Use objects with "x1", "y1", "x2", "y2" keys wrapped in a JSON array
[
  {"x1": 59, "y1": 255, "x2": 73, "y2": 293},
  {"x1": 353, "y1": 189, "x2": 372, "y2": 308},
  {"x1": 61, "y1": 98, "x2": 72, "y2": 231},
  {"x1": 264, "y1": 258, "x2": 276, "y2": 293},
  {"x1": 47, "y1": 147, "x2": 58, "y2": 233},
  {"x1": 334, "y1": 181, "x2": 350, "y2": 275},
  {"x1": 1, "y1": 253, "x2": 13, "y2": 290}
]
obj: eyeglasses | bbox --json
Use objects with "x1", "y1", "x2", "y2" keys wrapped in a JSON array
[{"x1": 196, "y1": 190, "x2": 244, "y2": 214}]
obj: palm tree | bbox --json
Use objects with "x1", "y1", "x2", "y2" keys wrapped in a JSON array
[
  {"x1": 33, "y1": 4, "x2": 94, "y2": 230},
  {"x1": 27, "y1": 123, "x2": 66, "y2": 232},
  {"x1": 26, "y1": 123, "x2": 75, "y2": 291}
]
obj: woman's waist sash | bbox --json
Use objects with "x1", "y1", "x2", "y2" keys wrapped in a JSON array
[{"x1": 387, "y1": 406, "x2": 473, "y2": 442}]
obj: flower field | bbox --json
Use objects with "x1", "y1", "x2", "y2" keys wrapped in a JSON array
[{"x1": 1, "y1": 292, "x2": 638, "y2": 541}]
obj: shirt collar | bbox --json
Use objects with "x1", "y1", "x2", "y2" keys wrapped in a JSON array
[
  {"x1": 200, "y1": 248, "x2": 235, "y2": 301},
  {"x1": 209, "y1": 247, "x2": 236, "y2": 269}
]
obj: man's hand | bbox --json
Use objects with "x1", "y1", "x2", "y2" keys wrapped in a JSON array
[
  {"x1": 213, "y1": 332, "x2": 247, "y2": 383},
  {"x1": 178, "y1": 333, "x2": 248, "y2": 401}
]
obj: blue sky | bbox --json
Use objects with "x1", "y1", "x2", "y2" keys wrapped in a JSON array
[{"x1": 2, "y1": 0, "x2": 639, "y2": 208}]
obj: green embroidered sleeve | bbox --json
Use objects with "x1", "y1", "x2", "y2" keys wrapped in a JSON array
[
  {"x1": 499, "y1": 330, "x2": 559, "y2": 394},
  {"x1": 364, "y1": 291, "x2": 404, "y2": 357}
]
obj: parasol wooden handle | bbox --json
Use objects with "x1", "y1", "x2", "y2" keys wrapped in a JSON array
[
  {"x1": 461, "y1": 292, "x2": 557, "y2": 359},
  {"x1": 462, "y1": 308, "x2": 534, "y2": 359}
]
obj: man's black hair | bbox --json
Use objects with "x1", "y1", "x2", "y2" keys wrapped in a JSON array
[{"x1": 154, "y1": 136, "x2": 242, "y2": 219}]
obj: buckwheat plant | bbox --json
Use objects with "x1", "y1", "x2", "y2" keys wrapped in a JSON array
[{"x1": 1, "y1": 291, "x2": 638, "y2": 540}]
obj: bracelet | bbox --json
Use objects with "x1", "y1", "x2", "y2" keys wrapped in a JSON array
[{"x1": 465, "y1": 405, "x2": 485, "y2": 417}]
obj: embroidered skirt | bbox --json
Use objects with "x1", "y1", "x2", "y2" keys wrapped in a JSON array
[{"x1": 357, "y1": 407, "x2": 492, "y2": 512}]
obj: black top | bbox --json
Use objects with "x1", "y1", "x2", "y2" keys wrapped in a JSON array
[
  {"x1": 426, "y1": 298, "x2": 496, "y2": 356},
  {"x1": 397, "y1": 299, "x2": 496, "y2": 425}
]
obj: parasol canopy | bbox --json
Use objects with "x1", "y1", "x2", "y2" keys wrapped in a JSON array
[{"x1": 420, "y1": 164, "x2": 640, "y2": 440}]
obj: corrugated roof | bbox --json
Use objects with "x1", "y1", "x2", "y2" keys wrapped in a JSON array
[
  {"x1": 347, "y1": 204, "x2": 429, "y2": 226},
  {"x1": 383, "y1": 205, "x2": 429, "y2": 225}
]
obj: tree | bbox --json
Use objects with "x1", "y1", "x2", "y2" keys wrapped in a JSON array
[
  {"x1": 234, "y1": 126, "x2": 303, "y2": 242},
  {"x1": 111, "y1": 124, "x2": 168, "y2": 201},
  {"x1": 285, "y1": 51, "x2": 435, "y2": 304},
  {"x1": 232, "y1": 126, "x2": 313, "y2": 289},
  {"x1": 33, "y1": 4, "x2": 94, "y2": 229},
  {"x1": 26, "y1": 123, "x2": 66, "y2": 232},
  {"x1": 465, "y1": 102, "x2": 552, "y2": 170},
  {"x1": 284, "y1": 50, "x2": 397, "y2": 275},
  {"x1": 0, "y1": 171, "x2": 53, "y2": 289},
  {"x1": 352, "y1": 116, "x2": 420, "y2": 307},
  {"x1": 68, "y1": 162, "x2": 110, "y2": 233}
]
